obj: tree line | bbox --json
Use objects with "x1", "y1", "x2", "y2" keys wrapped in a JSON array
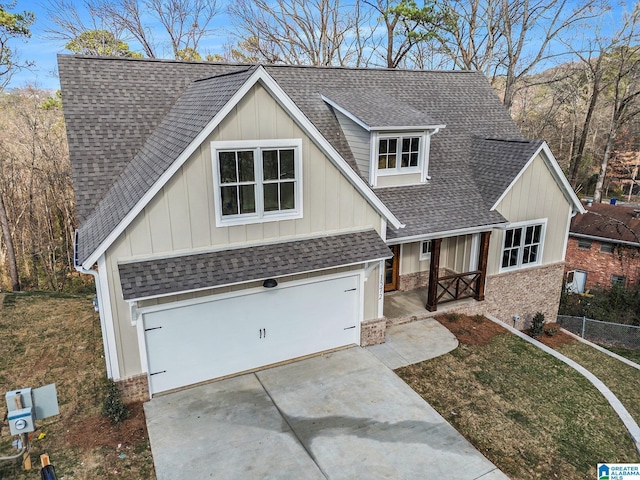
[{"x1": 0, "y1": 0, "x2": 639, "y2": 291}]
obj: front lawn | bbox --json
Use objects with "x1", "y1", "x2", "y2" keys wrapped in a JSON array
[
  {"x1": 603, "y1": 345, "x2": 640, "y2": 364},
  {"x1": 396, "y1": 314, "x2": 640, "y2": 480},
  {"x1": 0, "y1": 292, "x2": 155, "y2": 479},
  {"x1": 547, "y1": 337, "x2": 640, "y2": 426}
]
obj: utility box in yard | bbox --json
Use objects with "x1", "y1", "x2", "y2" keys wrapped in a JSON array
[{"x1": 5, "y1": 385, "x2": 59, "y2": 436}]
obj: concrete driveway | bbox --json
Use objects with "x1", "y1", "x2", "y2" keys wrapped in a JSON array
[{"x1": 145, "y1": 347, "x2": 507, "y2": 479}]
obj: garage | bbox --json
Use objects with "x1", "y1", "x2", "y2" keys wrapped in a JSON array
[{"x1": 141, "y1": 274, "x2": 362, "y2": 394}]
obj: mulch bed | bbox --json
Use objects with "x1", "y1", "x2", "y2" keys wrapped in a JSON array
[
  {"x1": 433, "y1": 313, "x2": 506, "y2": 346},
  {"x1": 434, "y1": 313, "x2": 577, "y2": 349},
  {"x1": 531, "y1": 325, "x2": 576, "y2": 348},
  {"x1": 63, "y1": 402, "x2": 148, "y2": 449}
]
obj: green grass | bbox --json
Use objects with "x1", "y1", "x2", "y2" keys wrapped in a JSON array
[
  {"x1": 397, "y1": 330, "x2": 640, "y2": 480},
  {"x1": 602, "y1": 345, "x2": 640, "y2": 364},
  {"x1": 0, "y1": 294, "x2": 155, "y2": 480},
  {"x1": 555, "y1": 342, "x2": 640, "y2": 426}
]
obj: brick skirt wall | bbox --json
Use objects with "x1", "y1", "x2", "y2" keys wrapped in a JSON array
[
  {"x1": 361, "y1": 317, "x2": 386, "y2": 346},
  {"x1": 481, "y1": 262, "x2": 565, "y2": 328},
  {"x1": 398, "y1": 268, "x2": 455, "y2": 292},
  {"x1": 117, "y1": 373, "x2": 150, "y2": 403}
]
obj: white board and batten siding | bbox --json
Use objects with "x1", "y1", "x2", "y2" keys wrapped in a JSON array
[
  {"x1": 488, "y1": 152, "x2": 573, "y2": 276},
  {"x1": 334, "y1": 109, "x2": 371, "y2": 181},
  {"x1": 103, "y1": 82, "x2": 385, "y2": 380}
]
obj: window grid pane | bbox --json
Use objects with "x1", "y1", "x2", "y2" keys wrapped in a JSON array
[
  {"x1": 219, "y1": 151, "x2": 257, "y2": 216},
  {"x1": 262, "y1": 148, "x2": 296, "y2": 212},
  {"x1": 502, "y1": 224, "x2": 543, "y2": 269}
]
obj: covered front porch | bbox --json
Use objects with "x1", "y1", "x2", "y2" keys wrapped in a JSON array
[{"x1": 384, "y1": 231, "x2": 491, "y2": 314}]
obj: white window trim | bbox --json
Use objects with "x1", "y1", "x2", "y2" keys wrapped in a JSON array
[
  {"x1": 370, "y1": 131, "x2": 433, "y2": 187},
  {"x1": 419, "y1": 239, "x2": 432, "y2": 261},
  {"x1": 499, "y1": 218, "x2": 547, "y2": 273},
  {"x1": 211, "y1": 139, "x2": 303, "y2": 227},
  {"x1": 375, "y1": 132, "x2": 425, "y2": 176}
]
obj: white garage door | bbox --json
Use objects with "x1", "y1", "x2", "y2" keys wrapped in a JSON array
[{"x1": 142, "y1": 274, "x2": 361, "y2": 394}]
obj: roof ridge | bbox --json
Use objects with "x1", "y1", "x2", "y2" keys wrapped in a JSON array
[
  {"x1": 193, "y1": 66, "x2": 255, "y2": 83},
  {"x1": 473, "y1": 135, "x2": 533, "y2": 144},
  {"x1": 57, "y1": 54, "x2": 478, "y2": 74}
]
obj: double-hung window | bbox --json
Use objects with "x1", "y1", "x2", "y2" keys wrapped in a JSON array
[
  {"x1": 212, "y1": 139, "x2": 302, "y2": 226},
  {"x1": 501, "y1": 220, "x2": 546, "y2": 271},
  {"x1": 377, "y1": 135, "x2": 422, "y2": 172}
]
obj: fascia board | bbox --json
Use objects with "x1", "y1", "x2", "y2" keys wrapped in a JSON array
[
  {"x1": 384, "y1": 222, "x2": 507, "y2": 245},
  {"x1": 82, "y1": 66, "x2": 403, "y2": 268},
  {"x1": 369, "y1": 125, "x2": 446, "y2": 132}
]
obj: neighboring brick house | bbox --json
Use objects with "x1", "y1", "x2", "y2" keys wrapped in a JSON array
[
  {"x1": 565, "y1": 202, "x2": 640, "y2": 292},
  {"x1": 59, "y1": 55, "x2": 583, "y2": 400}
]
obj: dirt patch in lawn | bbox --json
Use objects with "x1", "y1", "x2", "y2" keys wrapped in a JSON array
[
  {"x1": 434, "y1": 313, "x2": 505, "y2": 346},
  {"x1": 64, "y1": 402, "x2": 148, "y2": 449}
]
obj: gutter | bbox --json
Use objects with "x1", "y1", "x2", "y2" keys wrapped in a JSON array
[
  {"x1": 73, "y1": 230, "x2": 114, "y2": 379},
  {"x1": 570, "y1": 232, "x2": 640, "y2": 248}
]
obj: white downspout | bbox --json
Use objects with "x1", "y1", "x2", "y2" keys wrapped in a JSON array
[{"x1": 74, "y1": 230, "x2": 114, "y2": 379}]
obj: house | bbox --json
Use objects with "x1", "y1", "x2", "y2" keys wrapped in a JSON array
[
  {"x1": 565, "y1": 201, "x2": 640, "y2": 292},
  {"x1": 58, "y1": 55, "x2": 583, "y2": 401}
]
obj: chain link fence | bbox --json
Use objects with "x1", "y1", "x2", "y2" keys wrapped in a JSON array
[{"x1": 557, "y1": 315, "x2": 640, "y2": 350}]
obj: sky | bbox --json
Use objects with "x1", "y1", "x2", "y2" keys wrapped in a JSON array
[
  {"x1": 7, "y1": 0, "x2": 232, "y2": 91},
  {"x1": 5, "y1": 0, "x2": 635, "y2": 92}
]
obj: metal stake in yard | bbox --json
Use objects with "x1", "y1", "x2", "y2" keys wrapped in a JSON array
[
  {"x1": 13, "y1": 394, "x2": 31, "y2": 470},
  {"x1": 582, "y1": 316, "x2": 586, "y2": 339}
]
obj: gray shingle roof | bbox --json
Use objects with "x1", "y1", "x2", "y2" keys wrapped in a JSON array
[
  {"x1": 75, "y1": 66, "x2": 256, "y2": 264},
  {"x1": 59, "y1": 55, "x2": 539, "y2": 262},
  {"x1": 470, "y1": 137, "x2": 544, "y2": 207},
  {"x1": 118, "y1": 229, "x2": 391, "y2": 300},
  {"x1": 321, "y1": 89, "x2": 441, "y2": 129},
  {"x1": 58, "y1": 56, "x2": 244, "y2": 223}
]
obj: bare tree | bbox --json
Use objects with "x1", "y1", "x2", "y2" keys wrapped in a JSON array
[
  {"x1": 228, "y1": 0, "x2": 363, "y2": 66},
  {"x1": 45, "y1": 0, "x2": 220, "y2": 59},
  {"x1": 0, "y1": 88, "x2": 75, "y2": 291},
  {"x1": 431, "y1": 0, "x2": 604, "y2": 111},
  {"x1": 593, "y1": 7, "x2": 640, "y2": 202}
]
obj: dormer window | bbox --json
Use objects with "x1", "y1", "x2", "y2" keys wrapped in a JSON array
[
  {"x1": 373, "y1": 132, "x2": 429, "y2": 186},
  {"x1": 378, "y1": 136, "x2": 421, "y2": 171}
]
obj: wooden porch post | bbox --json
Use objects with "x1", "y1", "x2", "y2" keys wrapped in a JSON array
[
  {"x1": 475, "y1": 231, "x2": 491, "y2": 301},
  {"x1": 426, "y1": 238, "x2": 442, "y2": 311}
]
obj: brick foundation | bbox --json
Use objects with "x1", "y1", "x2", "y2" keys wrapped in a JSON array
[
  {"x1": 360, "y1": 317, "x2": 387, "y2": 346},
  {"x1": 481, "y1": 262, "x2": 565, "y2": 329},
  {"x1": 117, "y1": 373, "x2": 150, "y2": 403},
  {"x1": 398, "y1": 271, "x2": 429, "y2": 291},
  {"x1": 398, "y1": 268, "x2": 453, "y2": 292}
]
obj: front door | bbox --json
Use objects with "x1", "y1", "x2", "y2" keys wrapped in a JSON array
[{"x1": 384, "y1": 245, "x2": 400, "y2": 292}]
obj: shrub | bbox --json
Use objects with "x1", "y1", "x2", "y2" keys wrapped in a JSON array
[
  {"x1": 530, "y1": 312, "x2": 545, "y2": 338},
  {"x1": 545, "y1": 327, "x2": 558, "y2": 337},
  {"x1": 444, "y1": 313, "x2": 461, "y2": 322},
  {"x1": 101, "y1": 378, "x2": 129, "y2": 424}
]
